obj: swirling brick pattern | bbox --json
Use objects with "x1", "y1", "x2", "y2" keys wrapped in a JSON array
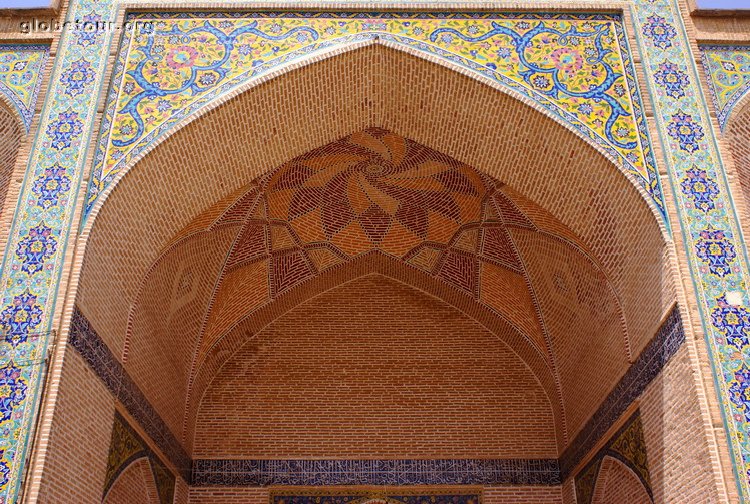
[{"x1": 0, "y1": 2, "x2": 750, "y2": 502}]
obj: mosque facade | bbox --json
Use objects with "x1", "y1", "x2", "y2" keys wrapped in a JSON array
[{"x1": 0, "y1": 0, "x2": 750, "y2": 502}]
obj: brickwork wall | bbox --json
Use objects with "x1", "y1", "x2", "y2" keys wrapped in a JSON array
[
  {"x1": 36, "y1": 349, "x2": 114, "y2": 503},
  {"x1": 102, "y1": 458, "x2": 159, "y2": 504},
  {"x1": 0, "y1": 102, "x2": 22, "y2": 219},
  {"x1": 188, "y1": 487, "x2": 268, "y2": 504},
  {"x1": 726, "y1": 109, "x2": 750, "y2": 215},
  {"x1": 193, "y1": 274, "x2": 558, "y2": 458},
  {"x1": 639, "y1": 345, "x2": 721, "y2": 502},
  {"x1": 590, "y1": 457, "x2": 651, "y2": 504}
]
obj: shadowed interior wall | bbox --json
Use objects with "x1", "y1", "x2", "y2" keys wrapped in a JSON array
[
  {"x1": 727, "y1": 101, "x2": 750, "y2": 218},
  {"x1": 0, "y1": 102, "x2": 22, "y2": 217}
]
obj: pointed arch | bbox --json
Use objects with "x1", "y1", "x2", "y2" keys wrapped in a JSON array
[{"x1": 72, "y1": 42, "x2": 675, "y2": 468}]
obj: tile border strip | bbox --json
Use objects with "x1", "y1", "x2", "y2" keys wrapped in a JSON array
[
  {"x1": 69, "y1": 307, "x2": 191, "y2": 481},
  {"x1": 192, "y1": 459, "x2": 560, "y2": 486}
]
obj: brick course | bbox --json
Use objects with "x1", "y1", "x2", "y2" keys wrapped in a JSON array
[{"x1": 193, "y1": 274, "x2": 558, "y2": 459}]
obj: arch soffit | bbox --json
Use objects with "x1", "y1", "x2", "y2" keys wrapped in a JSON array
[
  {"x1": 83, "y1": 32, "x2": 668, "y2": 232},
  {"x1": 0, "y1": 95, "x2": 26, "y2": 137},
  {"x1": 0, "y1": 99, "x2": 27, "y2": 220},
  {"x1": 591, "y1": 455, "x2": 653, "y2": 504},
  {"x1": 726, "y1": 86, "x2": 750, "y2": 133}
]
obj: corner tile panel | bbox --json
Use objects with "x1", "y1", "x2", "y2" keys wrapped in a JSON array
[
  {"x1": 0, "y1": 44, "x2": 49, "y2": 131},
  {"x1": 700, "y1": 45, "x2": 750, "y2": 130}
]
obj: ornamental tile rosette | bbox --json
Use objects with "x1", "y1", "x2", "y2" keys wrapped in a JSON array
[{"x1": 85, "y1": 12, "x2": 663, "y2": 219}]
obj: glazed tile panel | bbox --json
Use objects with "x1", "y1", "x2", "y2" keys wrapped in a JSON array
[
  {"x1": 193, "y1": 459, "x2": 560, "y2": 486},
  {"x1": 634, "y1": 1, "x2": 750, "y2": 499},
  {"x1": 0, "y1": 2, "x2": 117, "y2": 501},
  {"x1": 0, "y1": 45, "x2": 48, "y2": 131},
  {"x1": 700, "y1": 45, "x2": 750, "y2": 130},
  {"x1": 84, "y1": 11, "x2": 664, "y2": 218}
]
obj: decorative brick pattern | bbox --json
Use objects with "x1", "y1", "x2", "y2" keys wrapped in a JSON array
[
  {"x1": 193, "y1": 274, "x2": 558, "y2": 459},
  {"x1": 114, "y1": 129, "x2": 658, "y2": 456},
  {"x1": 588, "y1": 457, "x2": 651, "y2": 504}
]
